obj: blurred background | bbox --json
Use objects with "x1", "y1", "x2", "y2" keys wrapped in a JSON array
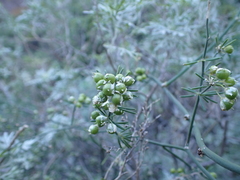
[{"x1": 0, "y1": 0, "x2": 240, "y2": 179}]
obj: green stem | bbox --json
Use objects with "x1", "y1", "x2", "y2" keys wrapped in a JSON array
[
  {"x1": 194, "y1": 123, "x2": 240, "y2": 174},
  {"x1": 71, "y1": 105, "x2": 77, "y2": 125},
  {"x1": 185, "y1": 96, "x2": 200, "y2": 147},
  {"x1": 146, "y1": 139, "x2": 185, "y2": 151},
  {"x1": 186, "y1": 149, "x2": 215, "y2": 180},
  {"x1": 163, "y1": 146, "x2": 192, "y2": 169}
]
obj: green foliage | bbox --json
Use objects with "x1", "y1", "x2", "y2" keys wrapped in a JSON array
[{"x1": 0, "y1": 0, "x2": 240, "y2": 180}]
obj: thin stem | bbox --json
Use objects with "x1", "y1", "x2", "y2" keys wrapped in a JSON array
[
  {"x1": 194, "y1": 123, "x2": 240, "y2": 174},
  {"x1": 163, "y1": 147, "x2": 192, "y2": 169},
  {"x1": 185, "y1": 96, "x2": 200, "y2": 147},
  {"x1": 71, "y1": 105, "x2": 77, "y2": 125},
  {"x1": 146, "y1": 139, "x2": 185, "y2": 151},
  {"x1": 186, "y1": 149, "x2": 215, "y2": 180}
]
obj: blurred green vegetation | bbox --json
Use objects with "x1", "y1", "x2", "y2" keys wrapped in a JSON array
[{"x1": 0, "y1": 0, "x2": 240, "y2": 179}]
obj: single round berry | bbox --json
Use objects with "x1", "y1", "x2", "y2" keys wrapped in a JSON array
[
  {"x1": 96, "y1": 79, "x2": 106, "y2": 90},
  {"x1": 97, "y1": 91, "x2": 108, "y2": 102},
  {"x1": 112, "y1": 94, "x2": 123, "y2": 105},
  {"x1": 78, "y1": 93, "x2": 86, "y2": 103},
  {"x1": 122, "y1": 91, "x2": 133, "y2": 101},
  {"x1": 216, "y1": 68, "x2": 231, "y2": 80},
  {"x1": 135, "y1": 67, "x2": 145, "y2": 75},
  {"x1": 220, "y1": 97, "x2": 235, "y2": 111},
  {"x1": 115, "y1": 83, "x2": 127, "y2": 94},
  {"x1": 91, "y1": 110, "x2": 100, "y2": 120},
  {"x1": 209, "y1": 65, "x2": 218, "y2": 75},
  {"x1": 104, "y1": 73, "x2": 116, "y2": 84},
  {"x1": 124, "y1": 76, "x2": 135, "y2": 86},
  {"x1": 102, "y1": 83, "x2": 114, "y2": 96},
  {"x1": 88, "y1": 124, "x2": 99, "y2": 134},
  {"x1": 115, "y1": 74, "x2": 124, "y2": 82},
  {"x1": 68, "y1": 96, "x2": 75, "y2": 103},
  {"x1": 224, "y1": 45, "x2": 234, "y2": 54},
  {"x1": 114, "y1": 108, "x2": 124, "y2": 115},
  {"x1": 225, "y1": 87, "x2": 238, "y2": 100},
  {"x1": 170, "y1": 168, "x2": 176, "y2": 174},
  {"x1": 225, "y1": 77, "x2": 236, "y2": 86},
  {"x1": 96, "y1": 115, "x2": 107, "y2": 127},
  {"x1": 93, "y1": 72, "x2": 104, "y2": 83}
]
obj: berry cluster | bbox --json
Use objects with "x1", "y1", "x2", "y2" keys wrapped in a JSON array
[
  {"x1": 135, "y1": 67, "x2": 147, "y2": 81},
  {"x1": 88, "y1": 71, "x2": 136, "y2": 134},
  {"x1": 208, "y1": 66, "x2": 238, "y2": 111},
  {"x1": 67, "y1": 93, "x2": 91, "y2": 107}
]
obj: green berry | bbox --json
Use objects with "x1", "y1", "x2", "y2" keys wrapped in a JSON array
[
  {"x1": 68, "y1": 96, "x2": 75, "y2": 103},
  {"x1": 112, "y1": 94, "x2": 123, "y2": 105},
  {"x1": 96, "y1": 115, "x2": 107, "y2": 127},
  {"x1": 115, "y1": 74, "x2": 124, "y2": 82},
  {"x1": 75, "y1": 102, "x2": 82, "y2": 108},
  {"x1": 93, "y1": 72, "x2": 104, "y2": 83},
  {"x1": 122, "y1": 91, "x2": 133, "y2": 101},
  {"x1": 170, "y1": 168, "x2": 176, "y2": 174},
  {"x1": 102, "y1": 83, "x2": 114, "y2": 96},
  {"x1": 115, "y1": 83, "x2": 127, "y2": 94},
  {"x1": 225, "y1": 77, "x2": 236, "y2": 86},
  {"x1": 84, "y1": 97, "x2": 91, "y2": 104},
  {"x1": 91, "y1": 111, "x2": 100, "y2": 120},
  {"x1": 210, "y1": 172, "x2": 217, "y2": 178},
  {"x1": 225, "y1": 87, "x2": 238, "y2": 100},
  {"x1": 88, "y1": 124, "x2": 99, "y2": 134},
  {"x1": 104, "y1": 73, "x2": 116, "y2": 84},
  {"x1": 107, "y1": 123, "x2": 117, "y2": 134},
  {"x1": 220, "y1": 97, "x2": 235, "y2": 111},
  {"x1": 224, "y1": 45, "x2": 234, "y2": 54},
  {"x1": 96, "y1": 79, "x2": 106, "y2": 90},
  {"x1": 135, "y1": 67, "x2": 145, "y2": 75},
  {"x1": 177, "y1": 168, "x2": 184, "y2": 173},
  {"x1": 209, "y1": 65, "x2": 218, "y2": 75},
  {"x1": 78, "y1": 93, "x2": 86, "y2": 103},
  {"x1": 216, "y1": 68, "x2": 231, "y2": 80},
  {"x1": 97, "y1": 91, "x2": 108, "y2": 102},
  {"x1": 114, "y1": 108, "x2": 124, "y2": 115},
  {"x1": 124, "y1": 76, "x2": 135, "y2": 86}
]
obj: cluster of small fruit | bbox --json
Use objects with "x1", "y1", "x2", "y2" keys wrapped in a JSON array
[
  {"x1": 135, "y1": 67, "x2": 147, "y2": 81},
  {"x1": 67, "y1": 93, "x2": 91, "y2": 107},
  {"x1": 88, "y1": 71, "x2": 136, "y2": 134},
  {"x1": 208, "y1": 65, "x2": 238, "y2": 111}
]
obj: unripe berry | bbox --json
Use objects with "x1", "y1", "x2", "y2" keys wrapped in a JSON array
[
  {"x1": 209, "y1": 65, "x2": 218, "y2": 75},
  {"x1": 216, "y1": 68, "x2": 231, "y2": 80},
  {"x1": 93, "y1": 72, "x2": 104, "y2": 83},
  {"x1": 96, "y1": 115, "x2": 107, "y2": 127},
  {"x1": 91, "y1": 110, "x2": 100, "y2": 120},
  {"x1": 225, "y1": 87, "x2": 238, "y2": 100},
  {"x1": 115, "y1": 74, "x2": 124, "y2": 82},
  {"x1": 124, "y1": 76, "x2": 135, "y2": 86},
  {"x1": 102, "y1": 83, "x2": 114, "y2": 96},
  {"x1": 88, "y1": 124, "x2": 99, "y2": 134},
  {"x1": 220, "y1": 97, "x2": 235, "y2": 111},
  {"x1": 224, "y1": 45, "x2": 234, "y2": 54},
  {"x1": 115, "y1": 83, "x2": 127, "y2": 94},
  {"x1": 112, "y1": 94, "x2": 123, "y2": 105},
  {"x1": 104, "y1": 73, "x2": 116, "y2": 84},
  {"x1": 225, "y1": 77, "x2": 236, "y2": 86}
]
